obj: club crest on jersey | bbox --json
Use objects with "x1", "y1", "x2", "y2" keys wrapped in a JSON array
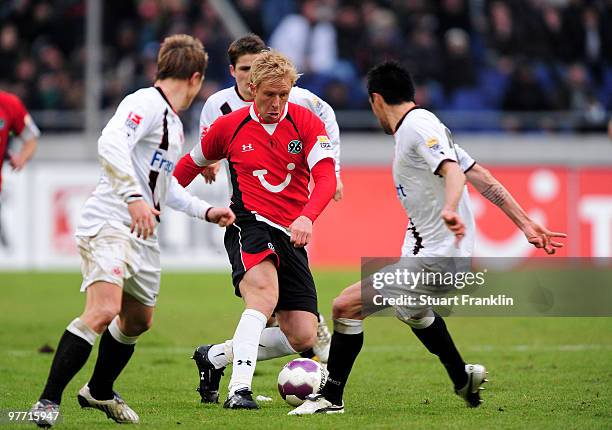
[
  {"x1": 125, "y1": 112, "x2": 142, "y2": 130},
  {"x1": 288, "y1": 140, "x2": 302, "y2": 154},
  {"x1": 317, "y1": 135, "x2": 332, "y2": 150},
  {"x1": 0, "y1": 119, "x2": 4, "y2": 130},
  {"x1": 253, "y1": 163, "x2": 295, "y2": 193}
]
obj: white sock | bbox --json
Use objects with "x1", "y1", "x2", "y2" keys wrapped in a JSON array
[
  {"x1": 207, "y1": 341, "x2": 232, "y2": 369},
  {"x1": 257, "y1": 327, "x2": 296, "y2": 360},
  {"x1": 228, "y1": 309, "x2": 267, "y2": 396},
  {"x1": 66, "y1": 317, "x2": 98, "y2": 345}
]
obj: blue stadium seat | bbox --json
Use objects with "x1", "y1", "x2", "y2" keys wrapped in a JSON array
[
  {"x1": 479, "y1": 68, "x2": 509, "y2": 108},
  {"x1": 449, "y1": 88, "x2": 487, "y2": 111}
]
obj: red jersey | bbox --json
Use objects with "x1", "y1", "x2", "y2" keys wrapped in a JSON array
[
  {"x1": 187, "y1": 102, "x2": 335, "y2": 228},
  {"x1": 0, "y1": 91, "x2": 30, "y2": 190}
]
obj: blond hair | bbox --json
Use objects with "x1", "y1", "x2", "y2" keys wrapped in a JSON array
[
  {"x1": 249, "y1": 51, "x2": 298, "y2": 87},
  {"x1": 156, "y1": 34, "x2": 208, "y2": 80}
]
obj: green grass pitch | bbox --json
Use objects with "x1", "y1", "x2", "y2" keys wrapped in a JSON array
[{"x1": 0, "y1": 271, "x2": 611, "y2": 429}]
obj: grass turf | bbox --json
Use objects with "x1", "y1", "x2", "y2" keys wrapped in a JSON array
[{"x1": 0, "y1": 271, "x2": 611, "y2": 429}]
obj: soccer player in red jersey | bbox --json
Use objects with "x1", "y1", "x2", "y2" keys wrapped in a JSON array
[
  {"x1": 0, "y1": 90, "x2": 40, "y2": 246},
  {"x1": 174, "y1": 51, "x2": 336, "y2": 409}
]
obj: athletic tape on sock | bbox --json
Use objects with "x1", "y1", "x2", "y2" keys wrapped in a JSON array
[
  {"x1": 108, "y1": 316, "x2": 139, "y2": 345},
  {"x1": 66, "y1": 317, "x2": 98, "y2": 346},
  {"x1": 396, "y1": 310, "x2": 435, "y2": 329},
  {"x1": 333, "y1": 318, "x2": 363, "y2": 335}
]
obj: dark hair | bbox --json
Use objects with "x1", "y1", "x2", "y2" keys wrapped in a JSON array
[
  {"x1": 156, "y1": 34, "x2": 208, "y2": 80},
  {"x1": 366, "y1": 61, "x2": 415, "y2": 105},
  {"x1": 227, "y1": 34, "x2": 267, "y2": 66}
]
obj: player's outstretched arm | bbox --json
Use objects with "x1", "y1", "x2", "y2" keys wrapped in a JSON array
[
  {"x1": 438, "y1": 160, "x2": 467, "y2": 244},
  {"x1": 465, "y1": 163, "x2": 566, "y2": 254},
  {"x1": 200, "y1": 161, "x2": 222, "y2": 184},
  {"x1": 166, "y1": 176, "x2": 234, "y2": 226}
]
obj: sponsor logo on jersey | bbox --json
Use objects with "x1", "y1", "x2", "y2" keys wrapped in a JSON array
[
  {"x1": 242, "y1": 143, "x2": 254, "y2": 152},
  {"x1": 317, "y1": 135, "x2": 332, "y2": 150},
  {"x1": 125, "y1": 112, "x2": 143, "y2": 130},
  {"x1": 288, "y1": 139, "x2": 302, "y2": 154},
  {"x1": 150, "y1": 149, "x2": 175, "y2": 173},
  {"x1": 426, "y1": 137, "x2": 438, "y2": 147},
  {"x1": 253, "y1": 163, "x2": 295, "y2": 193}
]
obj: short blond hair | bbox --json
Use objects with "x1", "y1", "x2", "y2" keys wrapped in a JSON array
[{"x1": 249, "y1": 51, "x2": 298, "y2": 87}]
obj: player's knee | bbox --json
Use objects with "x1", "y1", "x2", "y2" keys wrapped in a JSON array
[
  {"x1": 332, "y1": 294, "x2": 352, "y2": 319},
  {"x1": 286, "y1": 330, "x2": 317, "y2": 353},
  {"x1": 121, "y1": 315, "x2": 153, "y2": 336},
  {"x1": 87, "y1": 303, "x2": 121, "y2": 329}
]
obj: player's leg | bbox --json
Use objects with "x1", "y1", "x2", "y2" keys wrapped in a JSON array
[
  {"x1": 290, "y1": 281, "x2": 365, "y2": 415},
  {"x1": 32, "y1": 281, "x2": 121, "y2": 427},
  {"x1": 223, "y1": 258, "x2": 278, "y2": 408},
  {"x1": 298, "y1": 313, "x2": 331, "y2": 363},
  {"x1": 77, "y1": 292, "x2": 151, "y2": 423},
  {"x1": 397, "y1": 310, "x2": 486, "y2": 407}
]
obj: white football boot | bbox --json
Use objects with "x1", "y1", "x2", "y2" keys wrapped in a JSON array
[
  {"x1": 313, "y1": 314, "x2": 331, "y2": 365},
  {"x1": 288, "y1": 393, "x2": 344, "y2": 415},
  {"x1": 77, "y1": 384, "x2": 140, "y2": 423},
  {"x1": 455, "y1": 363, "x2": 488, "y2": 407}
]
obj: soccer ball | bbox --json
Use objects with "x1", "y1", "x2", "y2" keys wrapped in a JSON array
[{"x1": 277, "y1": 358, "x2": 328, "y2": 406}]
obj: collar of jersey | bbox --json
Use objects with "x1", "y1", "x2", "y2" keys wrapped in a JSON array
[
  {"x1": 154, "y1": 86, "x2": 178, "y2": 114},
  {"x1": 394, "y1": 104, "x2": 421, "y2": 134},
  {"x1": 249, "y1": 102, "x2": 288, "y2": 124},
  {"x1": 234, "y1": 84, "x2": 253, "y2": 102}
]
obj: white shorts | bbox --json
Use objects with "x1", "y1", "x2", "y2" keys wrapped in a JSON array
[{"x1": 77, "y1": 224, "x2": 161, "y2": 307}]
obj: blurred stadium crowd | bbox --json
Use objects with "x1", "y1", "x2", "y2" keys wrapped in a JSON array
[{"x1": 1, "y1": 0, "x2": 611, "y2": 132}]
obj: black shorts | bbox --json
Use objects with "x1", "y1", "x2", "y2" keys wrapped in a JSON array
[{"x1": 224, "y1": 219, "x2": 318, "y2": 316}]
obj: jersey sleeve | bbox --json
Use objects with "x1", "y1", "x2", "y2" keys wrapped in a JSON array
[
  {"x1": 454, "y1": 142, "x2": 476, "y2": 172},
  {"x1": 166, "y1": 175, "x2": 212, "y2": 219},
  {"x1": 9, "y1": 95, "x2": 28, "y2": 136},
  {"x1": 301, "y1": 112, "x2": 334, "y2": 170},
  {"x1": 291, "y1": 88, "x2": 341, "y2": 176},
  {"x1": 189, "y1": 118, "x2": 228, "y2": 167},
  {"x1": 199, "y1": 98, "x2": 220, "y2": 137},
  {"x1": 97, "y1": 95, "x2": 155, "y2": 200},
  {"x1": 408, "y1": 124, "x2": 457, "y2": 175}
]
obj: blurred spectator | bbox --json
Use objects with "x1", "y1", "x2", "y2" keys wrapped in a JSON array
[
  {"x1": 269, "y1": 0, "x2": 338, "y2": 74},
  {"x1": 0, "y1": 24, "x2": 19, "y2": 80},
  {"x1": 487, "y1": 1, "x2": 522, "y2": 57},
  {"x1": 502, "y1": 62, "x2": 551, "y2": 112},
  {"x1": 442, "y1": 28, "x2": 477, "y2": 94}
]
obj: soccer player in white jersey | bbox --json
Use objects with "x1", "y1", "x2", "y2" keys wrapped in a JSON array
[
  {"x1": 190, "y1": 35, "x2": 336, "y2": 405},
  {"x1": 291, "y1": 61, "x2": 567, "y2": 415},
  {"x1": 30, "y1": 35, "x2": 235, "y2": 427}
]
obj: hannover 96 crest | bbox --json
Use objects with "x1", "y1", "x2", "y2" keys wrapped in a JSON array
[{"x1": 288, "y1": 140, "x2": 302, "y2": 154}]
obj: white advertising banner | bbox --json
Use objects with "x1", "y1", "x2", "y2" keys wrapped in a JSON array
[{"x1": 0, "y1": 162, "x2": 231, "y2": 270}]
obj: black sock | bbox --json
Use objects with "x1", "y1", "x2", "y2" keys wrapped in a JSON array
[
  {"x1": 40, "y1": 330, "x2": 93, "y2": 404},
  {"x1": 88, "y1": 329, "x2": 135, "y2": 400},
  {"x1": 410, "y1": 313, "x2": 467, "y2": 389},
  {"x1": 299, "y1": 348, "x2": 316, "y2": 359},
  {"x1": 320, "y1": 331, "x2": 363, "y2": 405}
]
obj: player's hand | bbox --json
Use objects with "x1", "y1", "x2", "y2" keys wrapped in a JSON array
[
  {"x1": 8, "y1": 153, "x2": 26, "y2": 171},
  {"x1": 128, "y1": 199, "x2": 159, "y2": 240},
  {"x1": 333, "y1": 176, "x2": 344, "y2": 202},
  {"x1": 200, "y1": 162, "x2": 221, "y2": 184},
  {"x1": 522, "y1": 221, "x2": 566, "y2": 255},
  {"x1": 206, "y1": 207, "x2": 235, "y2": 227},
  {"x1": 289, "y1": 215, "x2": 312, "y2": 248},
  {"x1": 441, "y1": 209, "x2": 465, "y2": 246}
]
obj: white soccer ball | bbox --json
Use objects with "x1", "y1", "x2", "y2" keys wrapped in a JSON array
[{"x1": 277, "y1": 358, "x2": 328, "y2": 406}]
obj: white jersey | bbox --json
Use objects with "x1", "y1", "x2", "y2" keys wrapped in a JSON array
[
  {"x1": 393, "y1": 108, "x2": 476, "y2": 257},
  {"x1": 76, "y1": 87, "x2": 211, "y2": 244},
  {"x1": 199, "y1": 85, "x2": 341, "y2": 176}
]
